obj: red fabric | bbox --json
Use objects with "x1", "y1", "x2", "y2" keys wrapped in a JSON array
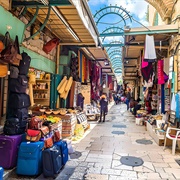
[{"x1": 157, "y1": 60, "x2": 165, "y2": 84}]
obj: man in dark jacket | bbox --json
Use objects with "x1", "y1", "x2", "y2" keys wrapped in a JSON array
[{"x1": 99, "y1": 94, "x2": 108, "y2": 122}]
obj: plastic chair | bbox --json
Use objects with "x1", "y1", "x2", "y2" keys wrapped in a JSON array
[{"x1": 163, "y1": 127, "x2": 180, "y2": 155}]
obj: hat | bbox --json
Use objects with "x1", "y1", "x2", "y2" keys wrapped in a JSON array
[{"x1": 100, "y1": 95, "x2": 106, "y2": 99}]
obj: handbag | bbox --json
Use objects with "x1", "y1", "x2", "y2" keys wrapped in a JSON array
[
  {"x1": 26, "y1": 129, "x2": 41, "y2": 142},
  {"x1": 29, "y1": 116, "x2": 43, "y2": 129},
  {"x1": 0, "y1": 63, "x2": 8, "y2": 77},
  {"x1": 40, "y1": 126, "x2": 49, "y2": 137},
  {"x1": 44, "y1": 136, "x2": 53, "y2": 148},
  {"x1": 0, "y1": 35, "x2": 21, "y2": 65},
  {"x1": 43, "y1": 38, "x2": 59, "y2": 54},
  {"x1": 53, "y1": 129, "x2": 61, "y2": 142}
]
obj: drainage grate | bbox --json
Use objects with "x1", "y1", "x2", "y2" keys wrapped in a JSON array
[
  {"x1": 112, "y1": 124, "x2": 127, "y2": 128},
  {"x1": 120, "y1": 156, "x2": 144, "y2": 167},
  {"x1": 136, "y1": 139, "x2": 153, "y2": 145},
  {"x1": 69, "y1": 151, "x2": 82, "y2": 159},
  {"x1": 111, "y1": 131, "x2": 125, "y2": 135}
]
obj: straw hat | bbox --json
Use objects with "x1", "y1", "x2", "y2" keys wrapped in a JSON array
[{"x1": 100, "y1": 95, "x2": 106, "y2": 99}]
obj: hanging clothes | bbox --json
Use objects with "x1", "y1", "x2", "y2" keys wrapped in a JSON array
[
  {"x1": 169, "y1": 56, "x2": 173, "y2": 80},
  {"x1": 141, "y1": 63, "x2": 153, "y2": 82},
  {"x1": 144, "y1": 35, "x2": 156, "y2": 62},
  {"x1": 171, "y1": 93, "x2": 176, "y2": 111},
  {"x1": 175, "y1": 93, "x2": 180, "y2": 122},
  {"x1": 157, "y1": 60, "x2": 165, "y2": 84}
]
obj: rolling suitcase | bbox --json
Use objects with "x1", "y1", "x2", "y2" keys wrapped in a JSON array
[
  {"x1": 16, "y1": 141, "x2": 44, "y2": 176},
  {"x1": 0, "y1": 167, "x2": 3, "y2": 180},
  {"x1": 55, "y1": 140, "x2": 68, "y2": 165},
  {"x1": 0, "y1": 134, "x2": 22, "y2": 169},
  {"x1": 42, "y1": 145, "x2": 62, "y2": 178}
]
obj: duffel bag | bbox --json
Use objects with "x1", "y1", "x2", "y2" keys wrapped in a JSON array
[
  {"x1": 9, "y1": 75, "x2": 28, "y2": 93},
  {"x1": 7, "y1": 107, "x2": 29, "y2": 121},
  {"x1": 3, "y1": 118, "x2": 27, "y2": 135},
  {"x1": 8, "y1": 93, "x2": 30, "y2": 109}
]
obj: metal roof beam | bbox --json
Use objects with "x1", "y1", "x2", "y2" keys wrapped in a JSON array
[
  {"x1": 100, "y1": 32, "x2": 124, "y2": 37},
  {"x1": 103, "y1": 43, "x2": 124, "y2": 47},
  {"x1": 12, "y1": 0, "x2": 71, "y2": 7}
]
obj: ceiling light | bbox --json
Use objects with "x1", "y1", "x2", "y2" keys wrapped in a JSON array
[
  {"x1": 52, "y1": 6, "x2": 80, "y2": 41},
  {"x1": 52, "y1": 6, "x2": 69, "y2": 27},
  {"x1": 67, "y1": 28, "x2": 80, "y2": 41}
]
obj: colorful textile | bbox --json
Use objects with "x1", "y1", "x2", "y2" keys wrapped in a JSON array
[
  {"x1": 141, "y1": 63, "x2": 153, "y2": 82},
  {"x1": 157, "y1": 60, "x2": 164, "y2": 84}
]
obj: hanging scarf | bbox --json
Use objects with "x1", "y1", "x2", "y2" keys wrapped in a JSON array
[
  {"x1": 141, "y1": 63, "x2": 153, "y2": 82},
  {"x1": 157, "y1": 60, "x2": 164, "y2": 84}
]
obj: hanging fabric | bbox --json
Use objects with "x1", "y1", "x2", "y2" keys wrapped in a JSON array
[
  {"x1": 171, "y1": 93, "x2": 176, "y2": 111},
  {"x1": 164, "y1": 58, "x2": 170, "y2": 75},
  {"x1": 175, "y1": 93, "x2": 180, "y2": 122},
  {"x1": 174, "y1": 55, "x2": 178, "y2": 93},
  {"x1": 141, "y1": 50, "x2": 148, "y2": 68},
  {"x1": 169, "y1": 56, "x2": 174, "y2": 80},
  {"x1": 141, "y1": 63, "x2": 153, "y2": 82},
  {"x1": 144, "y1": 35, "x2": 156, "y2": 62},
  {"x1": 157, "y1": 60, "x2": 164, "y2": 84},
  {"x1": 171, "y1": 72, "x2": 175, "y2": 93}
]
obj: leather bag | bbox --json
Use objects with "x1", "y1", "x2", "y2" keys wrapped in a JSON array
[
  {"x1": 40, "y1": 126, "x2": 49, "y2": 137},
  {"x1": 44, "y1": 137, "x2": 53, "y2": 148},
  {"x1": 26, "y1": 129, "x2": 41, "y2": 142},
  {"x1": 0, "y1": 63, "x2": 8, "y2": 77},
  {"x1": 43, "y1": 38, "x2": 59, "y2": 54},
  {"x1": 0, "y1": 35, "x2": 21, "y2": 65},
  {"x1": 53, "y1": 129, "x2": 61, "y2": 142},
  {"x1": 29, "y1": 116, "x2": 43, "y2": 129}
]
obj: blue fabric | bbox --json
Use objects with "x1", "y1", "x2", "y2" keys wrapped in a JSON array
[{"x1": 176, "y1": 93, "x2": 180, "y2": 121}]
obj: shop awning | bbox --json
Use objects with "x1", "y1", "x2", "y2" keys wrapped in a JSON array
[
  {"x1": 12, "y1": 0, "x2": 99, "y2": 46},
  {"x1": 123, "y1": 24, "x2": 179, "y2": 82}
]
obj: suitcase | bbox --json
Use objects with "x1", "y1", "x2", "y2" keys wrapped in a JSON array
[
  {"x1": 0, "y1": 167, "x2": 3, "y2": 180},
  {"x1": 9, "y1": 75, "x2": 28, "y2": 93},
  {"x1": 8, "y1": 93, "x2": 30, "y2": 109},
  {"x1": 3, "y1": 118, "x2": 27, "y2": 135},
  {"x1": 16, "y1": 141, "x2": 44, "y2": 176},
  {"x1": 54, "y1": 140, "x2": 68, "y2": 165},
  {"x1": 19, "y1": 52, "x2": 31, "y2": 75},
  {"x1": 7, "y1": 107, "x2": 29, "y2": 121},
  {"x1": 0, "y1": 134, "x2": 22, "y2": 169},
  {"x1": 42, "y1": 145, "x2": 62, "y2": 178}
]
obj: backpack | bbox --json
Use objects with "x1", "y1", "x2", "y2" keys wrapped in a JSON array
[{"x1": 19, "y1": 52, "x2": 31, "y2": 75}]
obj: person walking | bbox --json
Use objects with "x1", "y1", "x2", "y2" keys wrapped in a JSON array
[
  {"x1": 99, "y1": 94, "x2": 108, "y2": 122},
  {"x1": 126, "y1": 89, "x2": 131, "y2": 111}
]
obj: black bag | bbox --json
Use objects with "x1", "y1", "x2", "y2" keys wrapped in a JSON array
[
  {"x1": 9, "y1": 75, "x2": 28, "y2": 93},
  {"x1": 19, "y1": 52, "x2": 31, "y2": 75},
  {"x1": 7, "y1": 108, "x2": 29, "y2": 121},
  {"x1": 3, "y1": 118, "x2": 27, "y2": 135},
  {"x1": 10, "y1": 66, "x2": 19, "y2": 78},
  {"x1": 8, "y1": 93, "x2": 30, "y2": 109}
]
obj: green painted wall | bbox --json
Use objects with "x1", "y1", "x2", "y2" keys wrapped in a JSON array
[
  {"x1": 0, "y1": 6, "x2": 25, "y2": 42},
  {"x1": 20, "y1": 46, "x2": 56, "y2": 73}
]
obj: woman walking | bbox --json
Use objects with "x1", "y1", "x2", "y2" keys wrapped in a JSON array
[{"x1": 99, "y1": 94, "x2": 108, "y2": 122}]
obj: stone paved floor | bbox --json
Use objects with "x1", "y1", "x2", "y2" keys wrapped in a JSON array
[
  {"x1": 9, "y1": 103, "x2": 180, "y2": 180},
  {"x1": 55, "y1": 103, "x2": 180, "y2": 180}
]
